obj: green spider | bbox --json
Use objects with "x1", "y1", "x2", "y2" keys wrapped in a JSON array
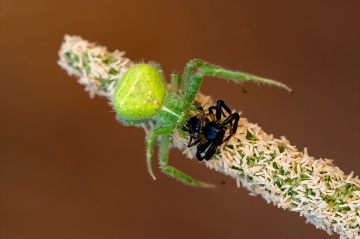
[{"x1": 113, "y1": 59, "x2": 292, "y2": 187}]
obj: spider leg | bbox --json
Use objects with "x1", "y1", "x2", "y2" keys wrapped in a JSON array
[
  {"x1": 188, "y1": 134, "x2": 205, "y2": 147},
  {"x1": 208, "y1": 106, "x2": 216, "y2": 122},
  {"x1": 216, "y1": 100, "x2": 232, "y2": 121},
  {"x1": 182, "y1": 60, "x2": 292, "y2": 108},
  {"x1": 204, "y1": 141, "x2": 218, "y2": 161},
  {"x1": 159, "y1": 134, "x2": 214, "y2": 187},
  {"x1": 196, "y1": 140, "x2": 212, "y2": 161},
  {"x1": 216, "y1": 100, "x2": 234, "y2": 130},
  {"x1": 198, "y1": 106, "x2": 207, "y2": 122},
  {"x1": 147, "y1": 126, "x2": 174, "y2": 180},
  {"x1": 182, "y1": 60, "x2": 208, "y2": 91},
  {"x1": 171, "y1": 72, "x2": 181, "y2": 94},
  {"x1": 221, "y1": 113, "x2": 240, "y2": 142}
]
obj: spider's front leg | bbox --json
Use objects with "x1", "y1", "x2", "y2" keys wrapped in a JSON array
[
  {"x1": 208, "y1": 100, "x2": 232, "y2": 122},
  {"x1": 221, "y1": 113, "x2": 240, "y2": 142},
  {"x1": 182, "y1": 59, "x2": 293, "y2": 108},
  {"x1": 214, "y1": 100, "x2": 232, "y2": 121}
]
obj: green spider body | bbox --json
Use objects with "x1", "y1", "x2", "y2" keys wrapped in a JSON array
[
  {"x1": 114, "y1": 64, "x2": 167, "y2": 124},
  {"x1": 114, "y1": 64, "x2": 185, "y2": 127},
  {"x1": 154, "y1": 94, "x2": 185, "y2": 124},
  {"x1": 113, "y1": 60, "x2": 292, "y2": 187}
]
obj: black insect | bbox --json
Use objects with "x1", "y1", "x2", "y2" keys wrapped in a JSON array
[{"x1": 187, "y1": 100, "x2": 240, "y2": 161}]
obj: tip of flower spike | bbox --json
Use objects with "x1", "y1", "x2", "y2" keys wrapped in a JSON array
[{"x1": 58, "y1": 34, "x2": 134, "y2": 100}]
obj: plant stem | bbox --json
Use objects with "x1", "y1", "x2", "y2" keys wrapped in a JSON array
[{"x1": 58, "y1": 35, "x2": 360, "y2": 239}]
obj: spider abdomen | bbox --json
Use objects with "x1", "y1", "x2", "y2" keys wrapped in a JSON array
[{"x1": 113, "y1": 64, "x2": 166, "y2": 122}]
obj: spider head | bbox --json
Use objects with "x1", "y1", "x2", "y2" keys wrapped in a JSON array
[{"x1": 113, "y1": 64, "x2": 166, "y2": 125}]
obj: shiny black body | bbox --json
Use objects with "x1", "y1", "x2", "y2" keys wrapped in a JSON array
[{"x1": 187, "y1": 100, "x2": 239, "y2": 161}]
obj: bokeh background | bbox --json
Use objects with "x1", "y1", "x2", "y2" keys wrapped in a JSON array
[{"x1": 0, "y1": 0, "x2": 359, "y2": 238}]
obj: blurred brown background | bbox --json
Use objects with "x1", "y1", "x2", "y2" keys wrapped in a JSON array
[{"x1": 0, "y1": 0, "x2": 359, "y2": 238}]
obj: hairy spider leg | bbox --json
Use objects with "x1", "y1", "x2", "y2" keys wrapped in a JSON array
[
  {"x1": 182, "y1": 60, "x2": 293, "y2": 109},
  {"x1": 146, "y1": 126, "x2": 174, "y2": 180},
  {"x1": 170, "y1": 73, "x2": 181, "y2": 94},
  {"x1": 160, "y1": 134, "x2": 213, "y2": 187}
]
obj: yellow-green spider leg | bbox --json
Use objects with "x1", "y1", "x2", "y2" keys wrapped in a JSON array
[
  {"x1": 159, "y1": 134, "x2": 214, "y2": 187},
  {"x1": 147, "y1": 125, "x2": 213, "y2": 187},
  {"x1": 170, "y1": 72, "x2": 181, "y2": 94},
  {"x1": 182, "y1": 59, "x2": 293, "y2": 108},
  {"x1": 150, "y1": 62, "x2": 181, "y2": 94},
  {"x1": 146, "y1": 126, "x2": 174, "y2": 180}
]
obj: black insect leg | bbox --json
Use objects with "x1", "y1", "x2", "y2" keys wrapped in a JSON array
[
  {"x1": 196, "y1": 140, "x2": 212, "y2": 161},
  {"x1": 221, "y1": 113, "x2": 240, "y2": 142},
  {"x1": 215, "y1": 100, "x2": 232, "y2": 121},
  {"x1": 208, "y1": 106, "x2": 216, "y2": 122},
  {"x1": 188, "y1": 135, "x2": 205, "y2": 147},
  {"x1": 197, "y1": 106, "x2": 207, "y2": 124},
  {"x1": 204, "y1": 141, "x2": 218, "y2": 161}
]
